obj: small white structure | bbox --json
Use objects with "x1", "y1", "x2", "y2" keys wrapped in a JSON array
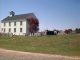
[{"x1": 1, "y1": 11, "x2": 39, "y2": 35}]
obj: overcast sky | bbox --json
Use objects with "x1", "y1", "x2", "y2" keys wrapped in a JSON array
[{"x1": 0, "y1": 0, "x2": 80, "y2": 31}]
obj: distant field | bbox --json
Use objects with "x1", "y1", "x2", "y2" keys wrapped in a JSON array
[{"x1": 0, "y1": 34, "x2": 80, "y2": 56}]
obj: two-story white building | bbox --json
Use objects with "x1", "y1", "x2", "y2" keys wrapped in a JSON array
[{"x1": 1, "y1": 11, "x2": 39, "y2": 35}]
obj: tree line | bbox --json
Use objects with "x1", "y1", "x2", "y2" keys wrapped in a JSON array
[{"x1": 64, "y1": 28, "x2": 80, "y2": 34}]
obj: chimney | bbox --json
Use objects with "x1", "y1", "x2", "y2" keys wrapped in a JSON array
[{"x1": 10, "y1": 11, "x2": 15, "y2": 17}]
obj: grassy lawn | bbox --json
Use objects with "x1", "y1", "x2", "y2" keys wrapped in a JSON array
[{"x1": 0, "y1": 34, "x2": 80, "y2": 56}]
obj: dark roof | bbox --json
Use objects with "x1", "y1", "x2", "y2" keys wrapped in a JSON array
[{"x1": 1, "y1": 13, "x2": 36, "y2": 22}]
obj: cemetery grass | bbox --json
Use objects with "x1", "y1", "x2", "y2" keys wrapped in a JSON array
[{"x1": 0, "y1": 34, "x2": 80, "y2": 56}]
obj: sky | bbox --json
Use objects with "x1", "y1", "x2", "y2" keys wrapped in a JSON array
[{"x1": 0, "y1": 0, "x2": 80, "y2": 31}]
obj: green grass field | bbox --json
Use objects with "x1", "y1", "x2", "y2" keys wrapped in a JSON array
[{"x1": 0, "y1": 34, "x2": 80, "y2": 56}]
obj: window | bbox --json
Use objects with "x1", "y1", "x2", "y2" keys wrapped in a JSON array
[
  {"x1": 14, "y1": 28, "x2": 16, "y2": 32},
  {"x1": 2, "y1": 28, "x2": 3, "y2": 31},
  {"x1": 9, "y1": 22, "x2": 11, "y2": 26},
  {"x1": 20, "y1": 21, "x2": 22, "y2": 26},
  {"x1": 20, "y1": 28, "x2": 22, "y2": 32},
  {"x1": 9, "y1": 28, "x2": 11, "y2": 32},
  {"x1": 14, "y1": 22, "x2": 16, "y2": 26},
  {"x1": 4, "y1": 28, "x2": 5, "y2": 32},
  {"x1": 4, "y1": 22, "x2": 6, "y2": 26}
]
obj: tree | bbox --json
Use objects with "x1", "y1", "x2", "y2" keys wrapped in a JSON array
[
  {"x1": 64, "y1": 29, "x2": 72, "y2": 34},
  {"x1": 75, "y1": 28, "x2": 80, "y2": 33},
  {"x1": 10, "y1": 11, "x2": 15, "y2": 16},
  {"x1": 27, "y1": 16, "x2": 39, "y2": 34}
]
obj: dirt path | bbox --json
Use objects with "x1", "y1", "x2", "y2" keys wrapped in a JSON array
[{"x1": 0, "y1": 48, "x2": 80, "y2": 60}]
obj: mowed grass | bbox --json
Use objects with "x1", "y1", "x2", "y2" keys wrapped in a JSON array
[{"x1": 0, "y1": 34, "x2": 80, "y2": 56}]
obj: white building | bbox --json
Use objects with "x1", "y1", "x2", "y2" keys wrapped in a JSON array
[{"x1": 1, "y1": 12, "x2": 39, "y2": 35}]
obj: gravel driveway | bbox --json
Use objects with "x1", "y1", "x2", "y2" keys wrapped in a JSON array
[{"x1": 0, "y1": 49, "x2": 80, "y2": 60}]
